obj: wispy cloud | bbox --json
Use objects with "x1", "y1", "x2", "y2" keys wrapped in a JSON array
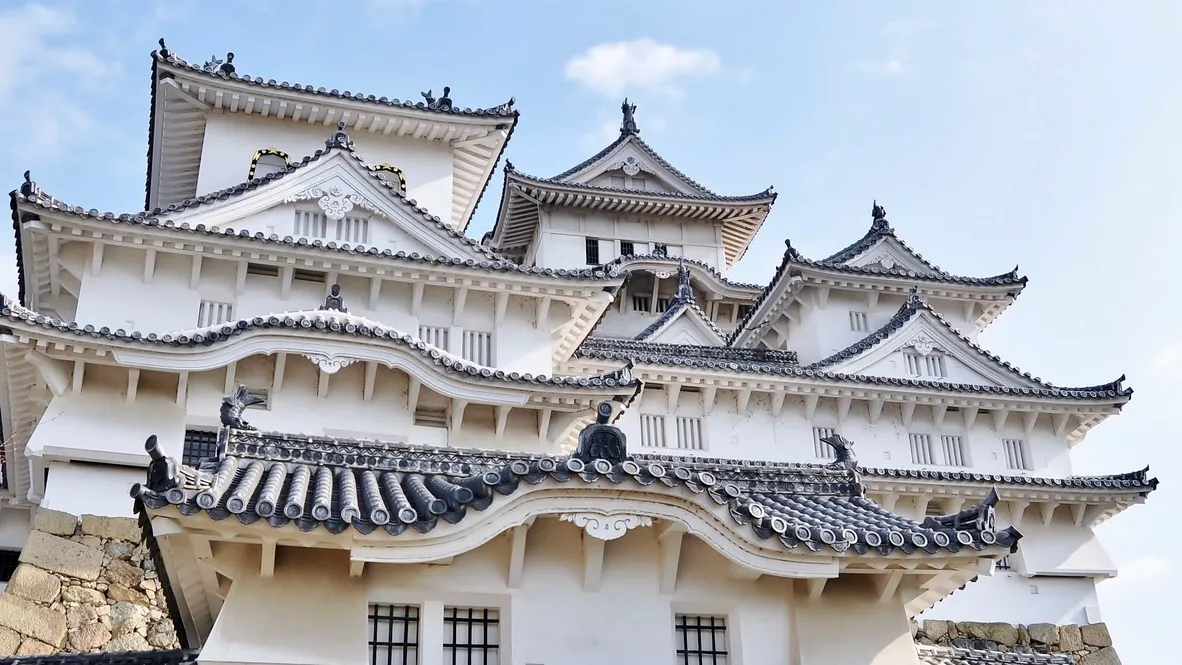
[
  {"x1": 847, "y1": 17, "x2": 928, "y2": 77},
  {"x1": 565, "y1": 39, "x2": 721, "y2": 98}
]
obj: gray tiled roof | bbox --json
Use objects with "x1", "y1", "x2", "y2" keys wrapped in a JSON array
[
  {"x1": 0, "y1": 651, "x2": 200, "y2": 665},
  {"x1": 0, "y1": 296, "x2": 636, "y2": 390},
  {"x1": 579, "y1": 338, "x2": 800, "y2": 370},
  {"x1": 135, "y1": 428, "x2": 1019, "y2": 557},
  {"x1": 633, "y1": 264, "x2": 725, "y2": 342},
  {"x1": 506, "y1": 164, "x2": 776, "y2": 204},
  {"x1": 600, "y1": 254, "x2": 764, "y2": 291},
  {"x1": 861, "y1": 465, "x2": 1158, "y2": 494},
  {"x1": 916, "y1": 645, "x2": 1073, "y2": 665},
  {"x1": 806, "y1": 293, "x2": 1132, "y2": 399},
  {"x1": 550, "y1": 133, "x2": 715, "y2": 195}
]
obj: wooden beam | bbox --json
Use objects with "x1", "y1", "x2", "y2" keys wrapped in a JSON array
[
  {"x1": 537, "y1": 408, "x2": 552, "y2": 441},
  {"x1": 507, "y1": 520, "x2": 533, "y2": 589},
  {"x1": 450, "y1": 399, "x2": 467, "y2": 433},
  {"x1": 867, "y1": 289, "x2": 879, "y2": 310},
  {"x1": 582, "y1": 532, "x2": 605, "y2": 592},
  {"x1": 901, "y1": 402, "x2": 916, "y2": 427},
  {"x1": 1007, "y1": 501, "x2": 1029, "y2": 530},
  {"x1": 317, "y1": 368, "x2": 330, "y2": 398},
  {"x1": 411, "y1": 282, "x2": 425, "y2": 317},
  {"x1": 190, "y1": 255, "x2": 202, "y2": 289},
  {"x1": 143, "y1": 248, "x2": 157, "y2": 282},
  {"x1": 880, "y1": 493, "x2": 899, "y2": 513},
  {"x1": 964, "y1": 300, "x2": 977, "y2": 322},
  {"x1": 657, "y1": 523, "x2": 685, "y2": 594},
  {"x1": 349, "y1": 560, "x2": 365, "y2": 578},
  {"x1": 1070, "y1": 503, "x2": 1087, "y2": 527},
  {"x1": 176, "y1": 371, "x2": 189, "y2": 405},
  {"x1": 770, "y1": 392, "x2": 786, "y2": 418},
  {"x1": 407, "y1": 377, "x2": 421, "y2": 412},
  {"x1": 280, "y1": 266, "x2": 293, "y2": 300},
  {"x1": 126, "y1": 369, "x2": 140, "y2": 404},
  {"x1": 72, "y1": 360, "x2": 85, "y2": 393},
  {"x1": 932, "y1": 404, "x2": 947, "y2": 430},
  {"x1": 236, "y1": 261, "x2": 248, "y2": 295},
  {"x1": 495, "y1": 405, "x2": 511, "y2": 440},
  {"x1": 1052, "y1": 413, "x2": 1071, "y2": 438},
  {"x1": 260, "y1": 539, "x2": 276, "y2": 577},
  {"x1": 913, "y1": 496, "x2": 931, "y2": 521},
  {"x1": 816, "y1": 286, "x2": 830, "y2": 309},
  {"x1": 363, "y1": 362, "x2": 377, "y2": 402},
  {"x1": 369, "y1": 276, "x2": 382, "y2": 310},
  {"x1": 1023, "y1": 411, "x2": 1039, "y2": 435},
  {"x1": 874, "y1": 572, "x2": 904, "y2": 603},
  {"x1": 963, "y1": 406, "x2": 979, "y2": 429},
  {"x1": 535, "y1": 296, "x2": 551, "y2": 330},
  {"x1": 836, "y1": 396, "x2": 852, "y2": 423},
  {"x1": 494, "y1": 292, "x2": 510, "y2": 325},
  {"x1": 666, "y1": 383, "x2": 681, "y2": 414},
  {"x1": 804, "y1": 394, "x2": 820, "y2": 421},
  {"x1": 90, "y1": 242, "x2": 104, "y2": 275},
  {"x1": 735, "y1": 388, "x2": 752, "y2": 413},
  {"x1": 453, "y1": 286, "x2": 468, "y2": 320},
  {"x1": 806, "y1": 578, "x2": 827, "y2": 600},
  {"x1": 272, "y1": 353, "x2": 287, "y2": 394},
  {"x1": 868, "y1": 398, "x2": 885, "y2": 424},
  {"x1": 703, "y1": 386, "x2": 718, "y2": 415},
  {"x1": 1040, "y1": 502, "x2": 1058, "y2": 527},
  {"x1": 992, "y1": 408, "x2": 1008, "y2": 432},
  {"x1": 223, "y1": 361, "x2": 237, "y2": 395}
]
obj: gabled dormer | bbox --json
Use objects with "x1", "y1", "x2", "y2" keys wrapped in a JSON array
[
  {"x1": 491, "y1": 100, "x2": 776, "y2": 270},
  {"x1": 147, "y1": 41, "x2": 516, "y2": 230},
  {"x1": 730, "y1": 203, "x2": 1027, "y2": 359},
  {"x1": 631, "y1": 265, "x2": 726, "y2": 346}
]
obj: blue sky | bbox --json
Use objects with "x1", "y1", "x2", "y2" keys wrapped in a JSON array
[{"x1": 0, "y1": 1, "x2": 1178, "y2": 661}]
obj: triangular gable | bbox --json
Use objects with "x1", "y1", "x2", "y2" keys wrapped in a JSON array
[
  {"x1": 554, "y1": 134, "x2": 713, "y2": 198},
  {"x1": 638, "y1": 303, "x2": 726, "y2": 346},
  {"x1": 809, "y1": 295, "x2": 1048, "y2": 390},
  {"x1": 840, "y1": 236, "x2": 939, "y2": 275},
  {"x1": 163, "y1": 147, "x2": 493, "y2": 261}
]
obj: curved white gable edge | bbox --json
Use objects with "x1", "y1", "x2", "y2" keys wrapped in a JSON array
[
  {"x1": 842, "y1": 236, "x2": 936, "y2": 274},
  {"x1": 161, "y1": 153, "x2": 486, "y2": 260},
  {"x1": 826, "y1": 311, "x2": 1040, "y2": 390},
  {"x1": 563, "y1": 138, "x2": 701, "y2": 197}
]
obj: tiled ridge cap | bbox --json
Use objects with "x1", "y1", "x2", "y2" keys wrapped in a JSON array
[
  {"x1": 0, "y1": 650, "x2": 202, "y2": 665},
  {"x1": 860, "y1": 465, "x2": 1158, "y2": 492},
  {"x1": 140, "y1": 432, "x2": 1019, "y2": 556},
  {"x1": 819, "y1": 216, "x2": 943, "y2": 273},
  {"x1": 507, "y1": 163, "x2": 776, "y2": 204},
  {"x1": 915, "y1": 645, "x2": 1074, "y2": 665},
  {"x1": 153, "y1": 48, "x2": 517, "y2": 118},
  {"x1": 19, "y1": 141, "x2": 506, "y2": 260},
  {"x1": 633, "y1": 263, "x2": 726, "y2": 342},
  {"x1": 806, "y1": 292, "x2": 1133, "y2": 397},
  {"x1": 601, "y1": 254, "x2": 764, "y2": 291},
  {"x1": 0, "y1": 296, "x2": 637, "y2": 390},
  {"x1": 578, "y1": 337, "x2": 800, "y2": 365},
  {"x1": 549, "y1": 134, "x2": 715, "y2": 196},
  {"x1": 13, "y1": 162, "x2": 621, "y2": 283}
]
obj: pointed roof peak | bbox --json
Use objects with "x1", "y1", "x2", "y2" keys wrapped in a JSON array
[
  {"x1": 325, "y1": 121, "x2": 354, "y2": 150},
  {"x1": 870, "y1": 199, "x2": 892, "y2": 233},
  {"x1": 620, "y1": 98, "x2": 639, "y2": 136}
]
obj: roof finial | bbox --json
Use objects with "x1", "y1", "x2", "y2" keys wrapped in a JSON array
[
  {"x1": 620, "y1": 98, "x2": 639, "y2": 136},
  {"x1": 19, "y1": 170, "x2": 40, "y2": 197},
  {"x1": 320, "y1": 283, "x2": 348, "y2": 312},
  {"x1": 326, "y1": 121, "x2": 353, "y2": 150},
  {"x1": 871, "y1": 199, "x2": 890, "y2": 231},
  {"x1": 675, "y1": 260, "x2": 693, "y2": 301},
  {"x1": 438, "y1": 86, "x2": 452, "y2": 111},
  {"x1": 220, "y1": 52, "x2": 235, "y2": 75},
  {"x1": 157, "y1": 38, "x2": 170, "y2": 59}
]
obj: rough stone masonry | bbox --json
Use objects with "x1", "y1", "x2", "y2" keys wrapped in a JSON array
[
  {"x1": 914, "y1": 619, "x2": 1121, "y2": 665},
  {"x1": 0, "y1": 508, "x2": 179, "y2": 656}
]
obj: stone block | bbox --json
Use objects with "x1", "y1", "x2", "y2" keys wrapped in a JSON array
[
  {"x1": 1018, "y1": 625, "x2": 1030, "y2": 645},
  {"x1": 19, "y1": 531, "x2": 103, "y2": 581},
  {"x1": 0, "y1": 626, "x2": 20, "y2": 658},
  {"x1": 16, "y1": 638, "x2": 55, "y2": 656},
  {"x1": 81, "y1": 515, "x2": 142, "y2": 542},
  {"x1": 146, "y1": 620, "x2": 178, "y2": 649},
  {"x1": 105, "y1": 540, "x2": 137, "y2": 560},
  {"x1": 1028, "y1": 623, "x2": 1059, "y2": 645},
  {"x1": 0, "y1": 593, "x2": 67, "y2": 647},
  {"x1": 69, "y1": 622, "x2": 113, "y2": 652},
  {"x1": 109, "y1": 602, "x2": 148, "y2": 638},
  {"x1": 1079, "y1": 647, "x2": 1122, "y2": 665},
  {"x1": 61, "y1": 585, "x2": 106, "y2": 606},
  {"x1": 7, "y1": 564, "x2": 62, "y2": 603},
  {"x1": 103, "y1": 558, "x2": 144, "y2": 589},
  {"x1": 67, "y1": 603, "x2": 99, "y2": 631},
  {"x1": 1081, "y1": 623, "x2": 1113, "y2": 648},
  {"x1": 108, "y1": 584, "x2": 152, "y2": 607},
  {"x1": 31, "y1": 508, "x2": 78, "y2": 536},
  {"x1": 103, "y1": 633, "x2": 150, "y2": 652},
  {"x1": 957, "y1": 622, "x2": 1019, "y2": 647},
  {"x1": 923, "y1": 620, "x2": 952, "y2": 641},
  {"x1": 1060, "y1": 624, "x2": 1084, "y2": 651}
]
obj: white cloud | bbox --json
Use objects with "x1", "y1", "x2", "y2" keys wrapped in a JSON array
[
  {"x1": 847, "y1": 17, "x2": 927, "y2": 78},
  {"x1": 565, "y1": 39, "x2": 721, "y2": 98}
]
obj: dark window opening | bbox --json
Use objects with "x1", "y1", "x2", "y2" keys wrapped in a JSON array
[
  {"x1": 653, "y1": 243, "x2": 668, "y2": 257},
  {"x1": 293, "y1": 269, "x2": 327, "y2": 283},
  {"x1": 369, "y1": 604, "x2": 420, "y2": 665},
  {"x1": 675, "y1": 615, "x2": 728, "y2": 665},
  {"x1": 444, "y1": 607, "x2": 500, "y2": 665},
  {"x1": 246, "y1": 263, "x2": 280, "y2": 278},
  {"x1": 585, "y1": 238, "x2": 600, "y2": 265},
  {"x1": 620, "y1": 240, "x2": 635, "y2": 256},
  {"x1": 182, "y1": 430, "x2": 220, "y2": 467}
]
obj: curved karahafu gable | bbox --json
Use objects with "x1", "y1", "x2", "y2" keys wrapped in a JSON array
[{"x1": 133, "y1": 410, "x2": 1019, "y2": 560}]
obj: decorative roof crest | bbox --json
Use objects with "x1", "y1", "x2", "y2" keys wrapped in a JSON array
[
  {"x1": 675, "y1": 260, "x2": 693, "y2": 302},
  {"x1": 421, "y1": 86, "x2": 453, "y2": 111},
  {"x1": 202, "y1": 51, "x2": 235, "y2": 75},
  {"x1": 220, "y1": 384, "x2": 266, "y2": 431},
  {"x1": 320, "y1": 283, "x2": 348, "y2": 313},
  {"x1": 572, "y1": 402, "x2": 627, "y2": 464},
  {"x1": 157, "y1": 38, "x2": 171, "y2": 59},
  {"x1": 620, "y1": 98, "x2": 639, "y2": 136},
  {"x1": 326, "y1": 120, "x2": 354, "y2": 150},
  {"x1": 19, "y1": 170, "x2": 41, "y2": 198},
  {"x1": 871, "y1": 199, "x2": 891, "y2": 232}
]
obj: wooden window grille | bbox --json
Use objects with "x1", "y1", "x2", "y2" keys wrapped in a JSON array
[
  {"x1": 197, "y1": 300, "x2": 234, "y2": 327},
  {"x1": 419, "y1": 326, "x2": 450, "y2": 350},
  {"x1": 941, "y1": 435, "x2": 968, "y2": 466},
  {"x1": 585, "y1": 238, "x2": 600, "y2": 264},
  {"x1": 1004, "y1": 438, "x2": 1030, "y2": 470},
  {"x1": 674, "y1": 615, "x2": 729, "y2": 665},
  {"x1": 461, "y1": 330, "x2": 493, "y2": 366},
  {"x1": 909, "y1": 433, "x2": 935, "y2": 465},
  {"x1": 443, "y1": 607, "x2": 500, "y2": 665},
  {"x1": 849, "y1": 311, "x2": 869, "y2": 332},
  {"x1": 632, "y1": 295, "x2": 651, "y2": 312},
  {"x1": 369, "y1": 604, "x2": 420, "y2": 665}
]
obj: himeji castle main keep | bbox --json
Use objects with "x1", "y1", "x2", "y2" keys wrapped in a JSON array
[{"x1": 0, "y1": 42, "x2": 1154, "y2": 665}]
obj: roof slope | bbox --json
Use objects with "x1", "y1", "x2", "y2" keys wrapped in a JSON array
[
  {"x1": 633, "y1": 264, "x2": 726, "y2": 344},
  {"x1": 135, "y1": 420, "x2": 1019, "y2": 557}
]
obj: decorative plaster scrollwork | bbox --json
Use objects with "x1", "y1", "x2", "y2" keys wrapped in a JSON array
[
  {"x1": 908, "y1": 334, "x2": 937, "y2": 356},
  {"x1": 654, "y1": 270, "x2": 674, "y2": 279},
  {"x1": 303, "y1": 352, "x2": 357, "y2": 374},
  {"x1": 284, "y1": 185, "x2": 382, "y2": 221},
  {"x1": 560, "y1": 512, "x2": 653, "y2": 541},
  {"x1": 874, "y1": 254, "x2": 897, "y2": 270},
  {"x1": 607, "y1": 156, "x2": 646, "y2": 177}
]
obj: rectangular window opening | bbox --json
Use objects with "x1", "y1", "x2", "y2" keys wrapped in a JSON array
[
  {"x1": 940, "y1": 434, "x2": 968, "y2": 467},
  {"x1": 632, "y1": 295, "x2": 652, "y2": 312},
  {"x1": 413, "y1": 408, "x2": 448, "y2": 429},
  {"x1": 585, "y1": 237, "x2": 600, "y2": 265},
  {"x1": 419, "y1": 326, "x2": 450, "y2": 350},
  {"x1": 675, "y1": 417, "x2": 704, "y2": 450},
  {"x1": 656, "y1": 297, "x2": 673, "y2": 312},
  {"x1": 849, "y1": 311, "x2": 869, "y2": 332},
  {"x1": 640, "y1": 414, "x2": 666, "y2": 448},
  {"x1": 294, "y1": 210, "x2": 329, "y2": 238},
  {"x1": 461, "y1": 330, "x2": 493, "y2": 366},
  {"x1": 443, "y1": 607, "x2": 500, "y2": 665},
  {"x1": 675, "y1": 615, "x2": 729, "y2": 665},
  {"x1": 1003, "y1": 438, "x2": 1030, "y2": 470},
  {"x1": 197, "y1": 300, "x2": 234, "y2": 327},
  {"x1": 246, "y1": 263, "x2": 280, "y2": 278},
  {"x1": 293, "y1": 269, "x2": 326, "y2": 283},
  {"x1": 337, "y1": 215, "x2": 370, "y2": 244},
  {"x1": 813, "y1": 426, "x2": 837, "y2": 460},
  {"x1": 909, "y1": 433, "x2": 935, "y2": 465},
  {"x1": 369, "y1": 604, "x2": 420, "y2": 665},
  {"x1": 620, "y1": 240, "x2": 635, "y2": 256}
]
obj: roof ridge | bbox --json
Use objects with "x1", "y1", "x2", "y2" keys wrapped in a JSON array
[
  {"x1": 507, "y1": 164, "x2": 775, "y2": 203},
  {"x1": 633, "y1": 263, "x2": 726, "y2": 342},
  {"x1": 807, "y1": 292, "x2": 1132, "y2": 396},
  {"x1": 860, "y1": 464, "x2": 1158, "y2": 491},
  {"x1": 601, "y1": 254, "x2": 764, "y2": 291}
]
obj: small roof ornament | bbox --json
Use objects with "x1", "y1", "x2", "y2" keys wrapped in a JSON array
[
  {"x1": 571, "y1": 401, "x2": 627, "y2": 464},
  {"x1": 871, "y1": 199, "x2": 891, "y2": 231},
  {"x1": 157, "y1": 38, "x2": 171, "y2": 59},
  {"x1": 675, "y1": 260, "x2": 693, "y2": 302},
  {"x1": 19, "y1": 170, "x2": 40, "y2": 198},
  {"x1": 320, "y1": 284, "x2": 348, "y2": 313},
  {"x1": 220, "y1": 384, "x2": 266, "y2": 431},
  {"x1": 620, "y1": 98, "x2": 639, "y2": 136},
  {"x1": 421, "y1": 86, "x2": 453, "y2": 111},
  {"x1": 325, "y1": 121, "x2": 353, "y2": 150}
]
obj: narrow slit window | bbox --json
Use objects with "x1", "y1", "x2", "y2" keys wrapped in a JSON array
[
  {"x1": 909, "y1": 433, "x2": 935, "y2": 465},
  {"x1": 675, "y1": 417, "x2": 704, "y2": 450},
  {"x1": 849, "y1": 311, "x2": 868, "y2": 332},
  {"x1": 585, "y1": 237, "x2": 600, "y2": 265},
  {"x1": 1003, "y1": 438, "x2": 1030, "y2": 470},
  {"x1": 813, "y1": 426, "x2": 837, "y2": 459},
  {"x1": 294, "y1": 210, "x2": 329, "y2": 239},
  {"x1": 369, "y1": 604, "x2": 420, "y2": 665},
  {"x1": 461, "y1": 330, "x2": 493, "y2": 366},
  {"x1": 419, "y1": 326, "x2": 449, "y2": 350},
  {"x1": 336, "y1": 215, "x2": 370, "y2": 244},
  {"x1": 443, "y1": 607, "x2": 499, "y2": 665},
  {"x1": 197, "y1": 300, "x2": 234, "y2": 327},
  {"x1": 674, "y1": 615, "x2": 729, "y2": 665},
  {"x1": 640, "y1": 414, "x2": 666, "y2": 448},
  {"x1": 940, "y1": 435, "x2": 968, "y2": 467}
]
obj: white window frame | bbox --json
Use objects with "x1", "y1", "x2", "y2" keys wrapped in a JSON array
[
  {"x1": 675, "y1": 416, "x2": 705, "y2": 451},
  {"x1": 639, "y1": 413, "x2": 667, "y2": 448},
  {"x1": 848, "y1": 311, "x2": 869, "y2": 332},
  {"x1": 1003, "y1": 438, "x2": 1031, "y2": 471},
  {"x1": 812, "y1": 426, "x2": 837, "y2": 460},
  {"x1": 909, "y1": 432, "x2": 935, "y2": 465}
]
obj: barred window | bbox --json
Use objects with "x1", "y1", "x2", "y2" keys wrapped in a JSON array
[
  {"x1": 813, "y1": 426, "x2": 837, "y2": 459},
  {"x1": 849, "y1": 311, "x2": 868, "y2": 332},
  {"x1": 197, "y1": 300, "x2": 234, "y2": 327},
  {"x1": 369, "y1": 604, "x2": 420, "y2": 665},
  {"x1": 909, "y1": 433, "x2": 935, "y2": 465},
  {"x1": 620, "y1": 240, "x2": 635, "y2": 256},
  {"x1": 675, "y1": 615, "x2": 729, "y2": 665},
  {"x1": 940, "y1": 435, "x2": 968, "y2": 467},
  {"x1": 675, "y1": 417, "x2": 704, "y2": 450},
  {"x1": 1003, "y1": 438, "x2": 1030, "y2": 470},
  {"x1": 182, "y1": 429, "x2": 220, "y2": 466},
  {"x1": 461, "y1": 330, "x2": 493, "y2": 366},
  {"x1": 585, "y1": 238, "x2": 600, "y2": 265},
  {"x1": 632, "y1": 295, "x2": 652, "y2": 312},
  {"x1": 444, "y1": 607, "x2": 500, "y2": 665},
  {"x1": 420, "y1": 326, "x2": 450, "y2": 350},
  {"x1": 640, "y1": 414, "x2": 666, "y2": 448},
  {"x1": 903, "y1": 351, "x2": 947, "y2": 378}
]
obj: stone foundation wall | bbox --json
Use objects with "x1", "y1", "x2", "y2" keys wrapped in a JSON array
[
  {"x1": 914, "y1": 620, "x2": 1120, "y2": 664},
  {"x1": 0, "y1": 508, "x2": 179, "y2": 657}
]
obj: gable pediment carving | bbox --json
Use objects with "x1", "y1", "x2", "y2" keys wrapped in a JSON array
[{"x1": 283, "y1": 179, "x2": 385, "y2": 222}]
